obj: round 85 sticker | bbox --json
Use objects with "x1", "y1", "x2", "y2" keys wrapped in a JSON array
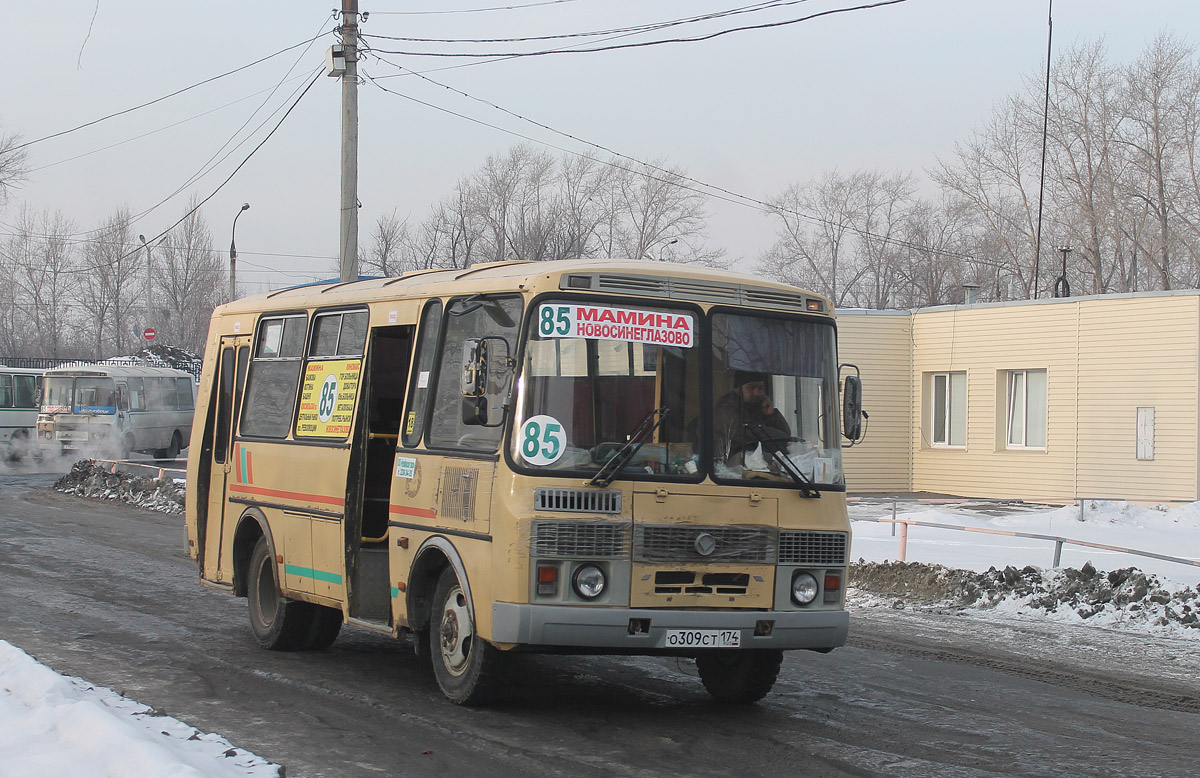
[{"x1": 519, "y1": 415, "x2": 567, "y2": 465}]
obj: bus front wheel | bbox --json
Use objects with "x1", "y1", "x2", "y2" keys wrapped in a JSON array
[
  {"x1": 695, "y1": 649, "x2": 783, "y2": 704},
  {"x1": 247, "y1": 537, "x2": 318, "y2": 651},
  {"x1": 429, "y1": 567, "x2": 504, "y2": 705}
]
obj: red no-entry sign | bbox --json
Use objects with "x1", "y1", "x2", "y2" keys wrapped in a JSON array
[{"x1": 143, "y1": 328, "x2": 156, "y2": 341}]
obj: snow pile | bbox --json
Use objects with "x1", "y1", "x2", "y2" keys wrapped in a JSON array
[
  {"x1": 54, "y1": 460, "x2": 184, "y2": 514},
  {"x1": 130, "y1": 344, "x2": 203, "y2": 377},
  {"x1": 850, "y1": 560, "x2": 1199, "y2": 637},
  {"x1": 0, "y1": 640, "x2": 280, "y2": 778}
]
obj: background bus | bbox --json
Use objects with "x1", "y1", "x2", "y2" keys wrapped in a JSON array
[
  {"x1": 39, "y1": 365, "x2": 196, "y2": 460},
  {"x1": 187, "y1": 259, "x2": 863, "y2": 705},
  {"x1": 0, "y1": 366, "x2": 42, "y2": 459}
]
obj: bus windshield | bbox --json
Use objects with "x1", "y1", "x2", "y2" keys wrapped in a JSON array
[
  {"x1": 512, "y1": 301, "x2": 843, "y2": 487},
  {"x1": 513, "y1": 300, "x2": 702, "y2": 477},
  {"x1": 710, "y1": 312, "x2": 842, "y2": 486},
  {"x1": 41, "y1": 376, "x2": 118, "y2": 414},
  {"x1": 41, "y1": 376, "x2": 75, "y2": 412}
]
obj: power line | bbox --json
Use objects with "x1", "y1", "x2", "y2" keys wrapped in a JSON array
[
  {"x1": 368, "y1": 0, "x2": 579, "y2": 16},
  {"x1": 6, "y1": 31, "x2": 333, "y2": 154},
  {"x1": 362, "y1": 57, "x2": 979, "y2": 262},
  {"x1": 0, "y1": 229, "x2": 334, "y2": 263},
  {"x1": 1, "y1": 71, "x2": 324, "y2": 277},
  {"x1": 364, "y1": 1, "x2": 798, "y2": 44},
  {"x1": 26, "y1": 73, "x2": 316, "y2": 174},
  {"x1": 364, "y1": 0, "x2": 907, "y2": 58}
]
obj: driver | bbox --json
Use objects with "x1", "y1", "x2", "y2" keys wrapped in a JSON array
[{"x1": 713, "y1": 370, "x2": 791, "y2": 462}]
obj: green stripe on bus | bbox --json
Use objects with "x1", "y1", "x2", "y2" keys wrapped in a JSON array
[{"x1": 283, "y1": 564, "x2": 343, "y2": 585}]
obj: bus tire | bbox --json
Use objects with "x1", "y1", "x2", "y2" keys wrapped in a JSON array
[
  {"x1": 695, "y1": 649, "x2": 783, "y2": 704},
  {"x1": 247, "y1": 536, "x2": 313, "y2": 651},
  {"x1": 303, "y1": 604, "x2": 343, "y2": 650},
  {"x1": 154, "y1": 431, "x2": 182, "y2": 462},
  {"x1": 429, "y1": 567, "x2": 504, "y2": 705}
]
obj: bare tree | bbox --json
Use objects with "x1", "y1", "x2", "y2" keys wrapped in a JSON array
[
  {"x1": 607, "y1": 157, "x2": 724, "y2": 266},
  {"x1": 390, "y1": 145, "x2": 722, "y2": 270},
  {"x1": 1120, "y1": 33, "x2": 1196, "y2": 290},
  {"x1": 4, "y1": 207, "x2": 80, "y2": 357},
  {"x1": 360, "y1": 210, "x2": 410, "y2": 277},
  {"x1": 0, "y1": 123, "x2": 28, "y2": 207},
  {"x1": 760, "y1": 169, "x2": 914, "y2": 307},
  {"x1": 155, "y1": 199, "x2": 224, "y2": 353},
  {"x1": 77, "y1": 209, "x2": 140, "y2": 357}
]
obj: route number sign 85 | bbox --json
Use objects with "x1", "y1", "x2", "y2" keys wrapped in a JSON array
[{"x1": 520, "y1": 415, "x2": 566, "y2": 465}]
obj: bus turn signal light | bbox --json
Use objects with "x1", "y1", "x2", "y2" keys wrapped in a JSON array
[
  {"x1": 824, "y1": 572, "x2": 842, "y2": 603},
  {"x1": 537, "y1": 564, "x2": 558, "y2": 596}
]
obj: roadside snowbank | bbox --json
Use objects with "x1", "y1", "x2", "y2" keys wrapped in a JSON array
[
  {"x1": 850, "y1": 561, "x2": 1199, "y2": 638},
  {"x1": 54, "y1": 459, "x2": 184, "y2": 514},
  {"x1": 0, "y1": 640, "x2": 279, "y2": 778}
]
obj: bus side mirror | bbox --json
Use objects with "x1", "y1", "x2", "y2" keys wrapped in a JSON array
[
  {"x1": 460, "y1": 336, "x2": 511, "y2": 427},
  {"x1": 461, "y1": 338, "x2": 489, "y2": 397},
  {"x1": 462, "y1": 396, "x2": 488, "y2": 426},
  {"x1": 841, "y1": 366, "x2": 864, "y2": 444}
]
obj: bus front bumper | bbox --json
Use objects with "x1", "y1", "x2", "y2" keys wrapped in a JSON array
[{"x1": 490, "y1": 603, "x2": 848, "y2": 651}]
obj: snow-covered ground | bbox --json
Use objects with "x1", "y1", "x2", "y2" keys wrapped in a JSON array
[
  {"x1": 849, "y1": 497, "x2": 1200, "y2": 587},
  {"x1": 849, "y1": 497, "x2": 1200, "y2": 638},
  {"x1": 0, "y1": 640, "x2": 279, "y2": 778}
]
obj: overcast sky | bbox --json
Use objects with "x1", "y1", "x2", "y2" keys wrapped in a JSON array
[{"x1": 3, "y1": 0, "x2": 1197, "y2": 292}]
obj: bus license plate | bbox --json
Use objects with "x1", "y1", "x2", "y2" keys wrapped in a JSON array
[
  {"x1": 662, "y1": 629, "x2": 741, "y2": 649},
  {"x1": 56, "y1": 431, "x2": 86, "y2": 441}
]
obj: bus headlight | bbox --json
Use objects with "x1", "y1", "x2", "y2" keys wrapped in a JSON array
[
  {"x1": 791, "y1": 571, "x2": 819, "y2": 606},
  {"x1": 572, "y1": 564, "x2": 606, "y2": 600}
]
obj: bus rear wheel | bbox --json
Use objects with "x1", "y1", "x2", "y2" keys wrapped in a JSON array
[
  {"x1": 155, "y1": 431, "x2": 182, "y2": 461},
  {"x1": 695, "y1": 649, "x2": 783, "y2": 704},
  {"x1": 429, "y1": 567, "x2": 504, "y2": 705},
  {"x1": 247, "y1": 537, "x2": 322, "y2": 651}
]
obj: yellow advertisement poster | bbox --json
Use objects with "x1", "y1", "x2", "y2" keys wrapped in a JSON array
[{"x1": 296, "y1": 359, "x2": 361, "y2": 438}]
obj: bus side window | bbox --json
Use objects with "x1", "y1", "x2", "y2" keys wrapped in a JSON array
[
  {"x1": 175, "y1": 378, "x2": 195, "y2": 411},
  {"x1": 126, "y1": 378, "x2": 146, "y2": 411},
  {"x1": 401, "y1": 301, "x2": 443, "y2": 448},
  {"x1": 0, "y1": 375, "x2": 11, "y2": 408},
  {"x1": 13, "y1": 375, "x2": 36, "y2": 409},
  {"x1": 241, "y1": 314, "x2": 307, "y2": 438}
]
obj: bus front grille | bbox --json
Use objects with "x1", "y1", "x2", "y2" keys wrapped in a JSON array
[
  {"x1": 653, "y1": 571, "x2": 750, "y2": 595},
  {"x1": 634, "y1": 525, "x2": 776, "y2": 564},
  {"x1": 778, "y1": 531, "x2": 848, "y2": 565},
  {"x1": 531, "y1": 521, "x2": 629, "y2": 558},
  {"x1": 534, "y1": 488, "x2": 622, "y2": 514}
]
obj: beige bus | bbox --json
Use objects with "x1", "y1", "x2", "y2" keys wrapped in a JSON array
[{"x1": 186, "y1": 259, "x2": 862, "y2": 705}]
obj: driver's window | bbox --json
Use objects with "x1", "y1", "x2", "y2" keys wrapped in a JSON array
[{"x1": 426, "y1": 295, "x2": 522, "y2": 451}]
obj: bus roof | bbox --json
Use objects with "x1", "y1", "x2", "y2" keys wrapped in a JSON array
[
  {"x1": 42, "y1": 365, "x2": 193, "y2": 379},
  {"x1": 0, "y1": 366, "x2": 45, "y2": 375},
  {"x1": 216, "y1": 259, "x2": 833, "y2": 317}
]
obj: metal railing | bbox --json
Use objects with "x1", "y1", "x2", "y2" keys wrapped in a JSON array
[{"x1": 91, "y1": 458, "x2": 186, "y2": 481}]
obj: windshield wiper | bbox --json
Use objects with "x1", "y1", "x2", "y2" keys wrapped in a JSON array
[
  {"x1": 745, "y1": 422, "x2": 820, "y2": 498},
  {"x1": 588, "y1": 406, "x2": 669, "y2": 488}
]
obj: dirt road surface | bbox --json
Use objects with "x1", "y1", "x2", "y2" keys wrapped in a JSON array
[{"x1": 1, "y1": 472, "x2": 1196, "y2": 778}]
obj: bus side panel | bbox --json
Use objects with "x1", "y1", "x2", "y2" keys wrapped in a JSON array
[{"x1": 227, "y1": 440, "x2": 350, "y2": 599}]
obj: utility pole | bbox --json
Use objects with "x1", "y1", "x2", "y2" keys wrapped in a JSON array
[{"x1": 338, "y1": 0, "x2": 360, "y2": 283}]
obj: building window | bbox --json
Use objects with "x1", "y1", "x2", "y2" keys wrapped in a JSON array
[
  {"x1": 931, "y1": 371, "x2": 966, "y2": 447},
  {"x1": 1006, "y1": 369, "x2": 1047, "y2": 448}
]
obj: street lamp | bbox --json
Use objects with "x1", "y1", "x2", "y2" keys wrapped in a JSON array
[
  {"x1": 138, "y1": 234, "x2": 164, "y2": 334},
  {"x1": 229, "y1": 203, "x2": 250, "y2": 301},
  {"x1": 642, "y1": 238, "x2": 678, "y2": 261}
]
